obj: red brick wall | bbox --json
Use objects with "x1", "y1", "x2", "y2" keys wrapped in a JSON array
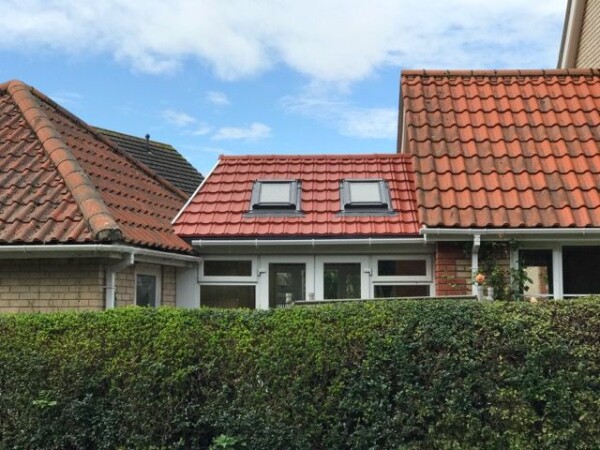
[{"x1": 435, "y1": 242, "x2": 471, "y2": 296}]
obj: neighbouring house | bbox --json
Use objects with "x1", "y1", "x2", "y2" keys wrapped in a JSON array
[
  {"x1": 96, "y1": 128, "x2": 203, "y2": 196},
  {"x1": 172, "y1": 154, "x2": 434, "y2": 308},
  {"x1": 173, "y1": 68, "x2": 600, "y2": 308},
  {"x1": 0, "y1": 80, "x2": 199, "y2": 313},
  {"x1": 400, "y1": 68, "x2": 600, "y2": 300},
  {"x1": 558, "y1": 0, "x2": 600, "y2": 68}
]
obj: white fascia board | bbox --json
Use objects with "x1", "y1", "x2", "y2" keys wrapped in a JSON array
[
  {"x1": 192, "y1": 237, "x2": 427, "y2": 248},
  {"x1": 0, "y1": 244, "x2": 199, "y2": 266},
  {"x1": 420, "y1": 226, "x2": 600, "y2": 241}
]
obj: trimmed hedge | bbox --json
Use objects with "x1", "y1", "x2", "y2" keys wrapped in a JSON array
[{"x1": 1, "y1": 299, "x2": 599, "y2": 449}]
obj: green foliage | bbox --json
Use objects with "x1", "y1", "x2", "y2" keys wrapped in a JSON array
[
  {"x1": 1, "y1": 299, "x2": 600, "y2": 449},
  {"x1": 479, "y1": 240, "x2": 531, "y2": 301}
]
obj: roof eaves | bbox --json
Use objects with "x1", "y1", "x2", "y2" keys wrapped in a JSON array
[{"x1": 5, "y1": 80, "x2": 122, "y2": 242}]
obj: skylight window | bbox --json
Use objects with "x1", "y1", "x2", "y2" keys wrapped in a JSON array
[
  {"x1": 250, "y1": 180, "x2": 300, "y2": 211},
  {"x1": 341, "y1": 179, "x2": 392, "y2": 211}
]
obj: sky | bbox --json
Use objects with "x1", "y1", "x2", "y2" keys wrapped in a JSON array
[{"x1": 0, "y1": 0, "x2": 567, "y2": 176}]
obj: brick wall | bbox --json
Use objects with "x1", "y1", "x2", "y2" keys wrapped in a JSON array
[
  {"x1": 115, "y1": 263, "x2": 176, "y2": 307},
  {"x1": 115, "y1": 265, "x2": 136, "y2": 307},
  {"x1": 0, "y1": 259, "x2": 179, "y2": 313},
  {"x1": 162, "y1": 266, "x2": 176, "y2": 307},
  {"x1": 435, "y1": 242, "x2": 472, "y2": 296},
  {"x1": 0, "y1": 258, "x2": 104, "y2": 313}
]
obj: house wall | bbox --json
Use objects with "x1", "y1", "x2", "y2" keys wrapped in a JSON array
[
  {"x1": 576, "y1": 0, "x2": 600, "y2": 67},
  {"x1": 434, "y1": 242, "x2": 471, "y2": 296},
  {"x1": 0, "y1": 258, "x2": 104, "y2": 313},
  {"x1": 115, "y1": 263, "x2": 176, "y2": 308},
  {"x1": 0, "y1": 259, "x2": 179, "y2": 313}
]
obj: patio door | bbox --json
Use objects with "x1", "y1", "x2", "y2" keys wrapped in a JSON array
[
  {"x1": 257, "y1": 256, "x2": 314, "y2": 309},
  {"x1": 315, "y1": 256, "x2": 370, "y2": 300}
]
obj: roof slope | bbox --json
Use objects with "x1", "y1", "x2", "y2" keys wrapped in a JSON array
[
  {"x1": 401, "y1": 69, "x2": 600, "y2": 229},
  {"x1": 174, "y1": 154, "x2": 419, "y2": 238},
  {"x1": 96, "y1": 128, "x2": 203, "y2": 196},
  {"x1": 0, "y1": 80, "x2": 192, "y2": 252}
]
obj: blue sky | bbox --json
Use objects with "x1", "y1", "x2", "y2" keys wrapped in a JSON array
[{"x1": 1, "y1": 0, "x2": 566, "y2": 176}]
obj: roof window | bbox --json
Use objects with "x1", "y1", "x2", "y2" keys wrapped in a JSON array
[
  {"x1": 250, "y1": 180, "x2": 300, "y2": 212},
  {"x1": 340, "y1": 179, "x2": 392, "y2": 212}
]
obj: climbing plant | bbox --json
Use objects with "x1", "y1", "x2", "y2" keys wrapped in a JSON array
[{"x1": 478, "y1": 240, "x2": 531, "y2": 301}]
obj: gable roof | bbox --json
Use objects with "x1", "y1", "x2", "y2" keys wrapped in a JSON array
[
  {"x1": 0, "y1": 80, "x2": 192, "y2": 252},
  {"x1": 96, "y1": 127, "x2": 203, "y2": 196},
  {"x1": 401, "y1": 69, "x2": 600, "y2": 229},
  {"x1": 173, "y1": 154, "x2": 419, "y2": 238}
]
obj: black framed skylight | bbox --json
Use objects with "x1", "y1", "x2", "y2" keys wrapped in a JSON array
[
  {"x1": 250, "y1": 180, "x2": 301, "y2": 211},
  {"x1": 340, "y1": 179, "x2": 392, "y2": 212}
]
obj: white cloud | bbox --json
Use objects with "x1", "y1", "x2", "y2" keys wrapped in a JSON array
[
  {"x1": 0, "y1": 0, "x2": 566, "y2": 83},
  {"x1": 162, "y1": 108, "x2": 196, "y2": 127},
  {"x1": 192, "y1": 122, "x2": 213, "y2": 136},
  {"x1": 206, "y1": 91, "x2": 230, "y2": 106},
  {"x1": 48, "y1": 91, "x2": 83, "y2": 106},
  {"x1": 212, "y1": 122, "x2": 271, "y2": 140},
  {"x1": 282, "y1": 92, "x2": 397, "y2": 139}
]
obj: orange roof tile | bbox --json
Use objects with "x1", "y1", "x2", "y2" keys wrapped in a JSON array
[
  {"x1": 174, "y1": 154, "x2": 420, "y2": 238},
  {"x1": 0, "y1": 80, "x2": 192, "y2": 252},
  {"x1": 401, "y1": 69, "x2": 600, "y2": 228}
]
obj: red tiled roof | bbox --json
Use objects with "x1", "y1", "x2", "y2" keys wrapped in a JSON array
[
  {"x1": 174, "y1": 154, "x2": 419, "y2": 238},
  {"x1": 401, "y1": 69, "x2": 600, "y2": 228},
  {"x1": 0, "y1": 80, "x2": 192, "y2": 252}
]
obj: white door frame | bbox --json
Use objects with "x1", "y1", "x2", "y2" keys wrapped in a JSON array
[
  {"x1": 256, "y1": 255, "x2": 315, "y2": 309},
  {"x1": 315, "y1": 255, "x2": 371, "y2": 300}
]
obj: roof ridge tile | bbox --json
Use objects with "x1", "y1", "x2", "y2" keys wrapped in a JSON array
[{"x1": 5, "y1": 80, "x2": 122, "y2": 242}]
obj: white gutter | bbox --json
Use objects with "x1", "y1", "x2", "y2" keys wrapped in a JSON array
[
  {"x1": 420, "y1": 226, "x2": 600, "y2": 239},
  {"x1": 0, "y1": 244, "x2": 199, "y2": 263},
  {"x1": 471, "y1": 235, "x2": 481, "y2": 296},
  {"x1": 105, "y1": 252, "x2": 135, "y2": 309},
  {"x1": 192, "y1": 237, "x2": 427, "y2": 247}
]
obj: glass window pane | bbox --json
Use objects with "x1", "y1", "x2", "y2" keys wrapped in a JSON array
[
  {"x1": 378, "y1": 260, "x2": 427, "y2": 277},
  {"x1": 563, "y1": 247, "x2": 600, "y2": 295},
  {"x1": 348, "y1": 182, "x2": 381, "y2": 203},
  {"x1": 136, "y1": 274, "x2": 157, "y2": 307},
  {"x1": 201, "y1": 285, "x2": 255, "y2": 309},
  {"x1": 269, "y1": 263, "x2": 305, "y2": 307},
  {"x1": 260, "y1": 182, "x2": 292, "y2": 203},
  {"x1": 324, "y1": 263, "x2": 361, "y2": 299},
  {"x1": 374, "y1": 285, "x2": 430, "y2": 298},
  {"x1": 520, "y1": 250, "x2": 553, "y2": 298},
  {"x1": 204, "y1": 260, "x2": 252, "y2": 277}
]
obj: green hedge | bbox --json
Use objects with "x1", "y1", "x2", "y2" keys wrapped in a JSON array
[{"x1": 1, "y1": 299, "x2": 599, "y2": 449}]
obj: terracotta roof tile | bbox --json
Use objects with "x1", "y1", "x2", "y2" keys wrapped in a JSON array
[
  {"x1": 0, "y1": 80, "x2": 192, "y2": 252},
  {"x1": 401, "y1": 69, "x2": 600, "y2": 229},
  {"x1": 174, "y1": 154, "x2": 420, "y2": 238}
]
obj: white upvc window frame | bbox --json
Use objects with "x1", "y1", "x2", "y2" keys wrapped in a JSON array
[
  {"x1": 371, "y1": 255, "x2": 435, "y2": 298},
  {"x1": 515, "y1": 245, "x2": 559, "y2": 299},
  {"x1": 513, "y1": 242, "x2": 600, "y2": 299},
  {"x1": 372, "y1": 255, "x2": 433, "y2": 282},
  {"x1": 315, "y1": 255, "x2": 371, "y2": 300},
  {"x1": 200, "y1": 257, "x2": 258, "y2": 283},
  {"x1": 199, "y1": 257, "x2": 258, "y2": 308},
  {"x1": 135, "y1": 264, "x2": 162, "y2": 307}
]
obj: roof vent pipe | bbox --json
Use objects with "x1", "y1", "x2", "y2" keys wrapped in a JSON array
[{"x1": 145, "y1": 134, "x2": 151, "y2": 153}]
